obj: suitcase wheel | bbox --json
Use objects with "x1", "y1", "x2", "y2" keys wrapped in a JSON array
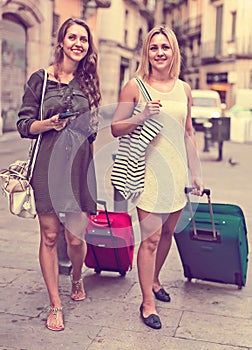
[
  {"x1": 94, "y1": 269, "x2": 126, "y2": 276},
  {"x1": 235, "y1": 273, "x2": 244, "y2": 289}
]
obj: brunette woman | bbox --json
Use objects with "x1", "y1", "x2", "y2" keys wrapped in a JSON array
[{"x1": 17, "y1": 18, "x2": 101, "y2": 331}]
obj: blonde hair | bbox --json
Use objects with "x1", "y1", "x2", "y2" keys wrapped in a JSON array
[{"x1": 135, "y1": 26, "x2": 181, "y2": 81}]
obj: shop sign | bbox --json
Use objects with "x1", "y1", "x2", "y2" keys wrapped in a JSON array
[{"x1": 207, "y1": 72, "x2": 228, "y2": 84}]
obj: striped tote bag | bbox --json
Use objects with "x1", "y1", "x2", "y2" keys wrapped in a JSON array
[{"x1": 111, "y1": 78, "x2": 163, "y2": 200}]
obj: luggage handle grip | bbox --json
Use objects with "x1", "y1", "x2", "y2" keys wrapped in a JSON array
[
  {"x1": 97, "y1": 199, "x2": 107, "y2": 207},
  {"x1": 90, "y1": 217, "x2": 114, "y2": 228},
  {"x1": 184, "y1": 187, "x2": 217, "y2": 239},
  {"x1": 96, "y1": 200, "x2": 112, "y2": 231},
  {"x1": 185, "y1": 187, "x2": 210, "y2": 196}
]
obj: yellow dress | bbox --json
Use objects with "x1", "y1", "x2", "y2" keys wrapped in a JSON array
[{"x1": 133, "y1": 79, "x2": 189, "y2": 213}]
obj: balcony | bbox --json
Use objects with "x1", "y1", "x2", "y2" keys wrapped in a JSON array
[
  {"x1": 183, "y1": 15, "x2": 202, "y2": 37},
  {"x1": 163, "y1": 0, "x2": 185, "y2": 10},
  {"x1": 186, "y1": 55, "x2": 201, "y2": 68},
  {"x1": 83, "y1": 0, "x2": 111, "y2": 8},
  {"x1": 124, "y1": 0, "x2": 155, "y2": 12},
  {"x1": 201, "y1": 37, "x2": 252, "y2": 63},
  {"x1": 124, "y1": 0, "x2": 140, "y2": 6}
]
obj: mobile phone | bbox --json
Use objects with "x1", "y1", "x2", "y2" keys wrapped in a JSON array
[{"x1": 59, "y1": 111, "x2": 79, "y2": 119}]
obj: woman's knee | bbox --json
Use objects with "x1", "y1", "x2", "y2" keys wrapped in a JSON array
[
  {"x1": 65, "y1": 230, "x2": 84, "y2": 248},
  {"x1": 142, "y1": 232, "x2": 161, "y2": 253},
  {"x1": 40, "y1": 228, "x2": 59, "y2": 248},
  {"x1": 39, "y1": 214, "x2": 60, "y2": 248}
]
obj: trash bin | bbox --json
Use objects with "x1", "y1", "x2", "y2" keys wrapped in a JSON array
[
  {"x1": 210, "y1": 116, "x2": 231, "y2": 161},
  {"x1": 210, "y1": 116, "x2": 230, "y2": 142},
  {"x1": 202, "y1": 121, "x2": 213, "y2": 152}
]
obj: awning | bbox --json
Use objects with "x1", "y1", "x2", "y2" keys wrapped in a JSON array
[{"x1": 211, "y1": 83, "x2": 229, "y2": 91}]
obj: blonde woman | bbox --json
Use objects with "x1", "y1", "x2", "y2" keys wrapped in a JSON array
[{"x1": 111, "y1": 26, "x2": 203, "y2": 329}]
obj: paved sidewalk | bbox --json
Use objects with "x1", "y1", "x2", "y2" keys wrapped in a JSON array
[{"x1": 0, "y1": 130, "x2": 251, "y2": 350}]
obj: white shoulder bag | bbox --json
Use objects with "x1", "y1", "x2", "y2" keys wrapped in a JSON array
[{"x1": 0, "y1": 69, "x2": 47, "y2": 218}]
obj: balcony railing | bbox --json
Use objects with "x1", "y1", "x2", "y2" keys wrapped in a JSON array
[
  {"x1": 186, "y1": 55, "x2": 201, "y2": 68},
  {"x1": 183, "y1": 15, "x2": 202, "y2": 36},
  {"x1": 124, "y1": 0, "x2": 155, "y2": 11},
  {"x1": 201, "y1": 37, "x2": 252, "y2": 61},
  {"x1": 163, "y1": 0, "x2": 184, "y2": 9}
]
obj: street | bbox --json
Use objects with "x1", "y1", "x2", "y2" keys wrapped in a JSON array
[{"x1": 0, "y1": 127, "x2": 251, "y2": 350}]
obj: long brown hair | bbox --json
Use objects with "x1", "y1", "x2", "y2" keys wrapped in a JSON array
[
  {"x1": 53, "y1": 17, "x2": 101, "y2": 110},
  {"x1": 135, "y1": 26, "x2": 181, "y2": 82}
]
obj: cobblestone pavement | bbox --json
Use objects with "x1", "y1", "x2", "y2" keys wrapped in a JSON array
[{"x1": 0, "y1": 129, "x2": 251, "y2": 350}]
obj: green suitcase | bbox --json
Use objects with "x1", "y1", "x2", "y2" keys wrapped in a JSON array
[{"x1": 174, "y1": 188, "x2": 249, "y2": 289}]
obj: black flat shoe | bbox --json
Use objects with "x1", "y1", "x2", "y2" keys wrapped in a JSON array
[
  {"x1": 139, "y1": 304, "x2": 162, "y2": 330},
  {"x1": 153, "y1": 288, "x2": 171, "y2": 302}
]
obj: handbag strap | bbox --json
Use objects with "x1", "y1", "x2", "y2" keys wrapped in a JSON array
[
  {"x1": 135, "y1": 77, "x2": 152, "y2": 101},
  {"x1": 28, "y1": 69, "x2": 48, "y2": 182}
]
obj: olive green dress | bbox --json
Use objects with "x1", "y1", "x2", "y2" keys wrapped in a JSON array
[{"x1": 17, "y1": 69, "x2": 97, "y2": 215}]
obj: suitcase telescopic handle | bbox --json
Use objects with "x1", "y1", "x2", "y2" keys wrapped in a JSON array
[
  {"x1": 184, "y1": 187, "x2": 217, "y2": 239},
  {"x1": 96, "y1": 200, "x2": 112, "y2": 230},
  {"x1": 95, "y1": 199, "x2": 124, "y2": 274},
  {"x1": 96, "y1": 199, "x2": 107, "y2": 207}
]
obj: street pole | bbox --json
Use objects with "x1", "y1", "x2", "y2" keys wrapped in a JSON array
[
  {"x1": 0, "y1": 1, "x2": 4, "y2": 136},
  {"x1": 0, "y1": 0, "x2": 11, "y2": 136}
]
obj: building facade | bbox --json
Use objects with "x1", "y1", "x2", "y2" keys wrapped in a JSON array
[
  {"x1": 162, "y1": 0, "x2": 252, "y2": 108},
  {"x1": 0, "y1": 0, "x2": 55, "y2": 133},
  {"x1": 96, "y1": 0, "x2": 155, "y2": 105},
  {"x1": 0, "y1": 0, "x2": 154, "y2": 132},
  {"x1": 1, "y1": 0, "x2": 252, "y2": 133}
]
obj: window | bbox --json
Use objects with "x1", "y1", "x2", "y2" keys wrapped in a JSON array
[
  {"x1": 124, "y1": 10, "x2": 129, "y2": 45},
  {"x1": 192, "y1": 97, "x2": 218, "y2": 108},
  {"x1": 195, "y1": 78, "x2": 199, "y2": 89},
  {"x1": 119, "y1": 57, "x2": 129, "y2": 96},
  {"x1": 249, "y1": 70, "x2": 252, "y2": 89},
  {"x1": 231, "y1": 11, "x2": 236, "y2": 42},
  {"x1": 215, "y1": 5, "x2": 223, "y2": 55},
  {"x1": 2, "y1": 18, "x2": 26, "y2": 131}
]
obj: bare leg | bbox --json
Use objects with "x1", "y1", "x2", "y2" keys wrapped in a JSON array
[
  {"x1": 153, "y1": 210, "x2": 183, "y2": 291},
  {"x1": 137, "y1": 208, "x2": 163, "y2": 317},
  {"x1": 65, "y1": 212, "x2": 88, "y2": 300},
  {"x1": 38, "y1": 213, "x2": 64, "y2": 330}
]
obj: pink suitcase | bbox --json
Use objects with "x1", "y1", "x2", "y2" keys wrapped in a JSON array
[{"x1": 85, "y1": 200, "x2": 134, "y2": 276}]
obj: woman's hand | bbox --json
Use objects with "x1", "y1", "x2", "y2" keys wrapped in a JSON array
[
  {"x1": 142, "y1": 100, "x2": 162, "y2": 120},
  {"x1": 50, "y1": 114, "x2": 68, "y2": 131},
  {"x1": 191, "y1": 176, "x2": 204, "y2": 196}
]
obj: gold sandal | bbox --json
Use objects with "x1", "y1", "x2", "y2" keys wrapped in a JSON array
[
  {"x1": 46, "y1": 306, "x2": 64, "y2": 331},
  {"x1": 70, "y1": 274, "x2": 86, "y2": 301}
]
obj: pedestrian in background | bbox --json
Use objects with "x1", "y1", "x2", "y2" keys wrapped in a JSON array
[
  {"x1": 111, "y1": 26, "x2": 203, "y2": 329},
  {"x1": 17, "y1": 18, "x2": 101, "y2": 331}
]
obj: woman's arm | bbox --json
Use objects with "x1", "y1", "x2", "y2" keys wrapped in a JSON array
[
  {"x1": 183, "y1": 82, "x2": 204, "y2": 194},
  {"x1": 111, "y1": 79, "x2": 162, "y2": 137},
  {"x1": 17, "y1": 70, "x2": 67, "y2": 138},
  {"x1": 29, "y1": 116, "x2": 67, "y2": 135}
]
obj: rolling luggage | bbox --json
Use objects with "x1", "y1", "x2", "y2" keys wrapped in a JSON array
[
  {"x1": 174, "y1": 188, "x2": 249, "y2": 289},
  {"x1": 85, "y1": 200, "x2": 134, "y2": 276}
]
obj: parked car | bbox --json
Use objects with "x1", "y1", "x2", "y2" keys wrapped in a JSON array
[{"x1": 191, "y1": 89, "x2": 224, "y2": 131}]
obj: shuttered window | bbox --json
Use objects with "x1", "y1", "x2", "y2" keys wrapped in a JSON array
[{"x1": 2, "y1": 19, "x2": 26, "y2": 131}]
